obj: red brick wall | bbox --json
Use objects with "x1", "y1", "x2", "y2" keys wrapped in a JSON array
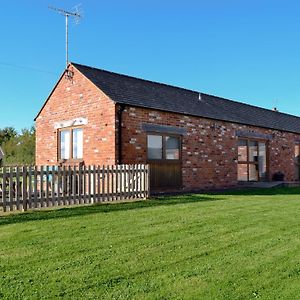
[
  {"x1": 118, "y1": 105, "x2": 300, "y2": 190},
  {"x1": 35, "y1": 65, "x2": 300, "y2": 191},
  {"x1": 35, "y1": 66, "x2": 117, "y2": 166}
]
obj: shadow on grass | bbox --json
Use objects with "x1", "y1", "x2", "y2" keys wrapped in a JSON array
[
  {"x1": 214, "y1": 186, "x2": 300, "y2": 196},
  {"x1": 1, "y1": 187, "x2": 298, "y2": 227},
  {"x1": 0, "y1": 194, "x2": 221, "y2": 226}
]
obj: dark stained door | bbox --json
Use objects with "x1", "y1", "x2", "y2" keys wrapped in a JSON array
[
  {"x1": 150, "y1": 162, "x2": 181, "y2": 188},
  {"x1": 147, "y1": 134, "x2": 182, "y2": 189}
]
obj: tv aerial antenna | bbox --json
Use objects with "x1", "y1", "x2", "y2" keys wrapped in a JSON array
[{"x1": 49, "y1": 4, "x2": 82, "y2": 69}]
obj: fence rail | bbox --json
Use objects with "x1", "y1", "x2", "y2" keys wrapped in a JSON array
[{"x1": 0, "y1": 164, "x2": 149, "y2": 212}]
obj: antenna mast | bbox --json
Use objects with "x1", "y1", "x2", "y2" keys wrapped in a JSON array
[{"x1": 49, "y1": 5, "x2": 82, "y2": 69}]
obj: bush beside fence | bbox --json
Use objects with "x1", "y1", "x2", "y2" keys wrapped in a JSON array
[{"x1": 0, "y1": 164, "x2": 150, "y2": 212}]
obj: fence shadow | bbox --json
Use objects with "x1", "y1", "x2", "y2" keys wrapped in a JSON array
[
  {"x1": 0, "y1": 194, "x2": 222, "y2": 226},
  {"x1": 1, "y1": 187, "x2": 299, "y2": 226}
]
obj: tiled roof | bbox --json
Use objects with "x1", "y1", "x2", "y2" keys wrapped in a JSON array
[{"x1": 72, "y1": 62, "x2": 300, "y2": 134}]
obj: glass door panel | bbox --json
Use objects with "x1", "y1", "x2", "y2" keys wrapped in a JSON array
[
  {"x1": 147, "y1": 135, "x2": 163, "y2": 159},
  {"x1": 295, "y1": 167, "x2": 300, "y2": 181},
  {"x1": 237, "y1": 139, "x2": 267, "y2": 182},
  {"x1": 238, "y1": 164, "x2": 248, "y2": 181},
  {"x1": 295, "y1": 145, "x2": 300, "y2": 164},
  {"x1": 248, "y1": 141, "x2": 258, "y2": 162},
  {"x1": 249, "y1": 164, "x2": 259, "y2": 181},
  {"x1": 258, "y1": 142, "x2": 267, "y2": 180},
  {"x1": 238, "y1": 140, "x2": 247, "y2": 162},
  {"x1": 295, "y1": 145, "x2": 300, "y2": 181},
  {"x1": 165, "y1": 136, "x2": 180, "y2": 160}
]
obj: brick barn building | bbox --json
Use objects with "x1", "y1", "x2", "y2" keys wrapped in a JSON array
[{"x1": 35, "y1": 63, "x2": 300, "y2": 191}]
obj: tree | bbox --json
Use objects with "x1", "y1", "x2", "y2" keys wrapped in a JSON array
[
  {"x1": 0, "y1": 126, "x2": 35, "y2": 166},
  {"x1": 0, "y1": 127, "x2": 17, "y2": 145}
]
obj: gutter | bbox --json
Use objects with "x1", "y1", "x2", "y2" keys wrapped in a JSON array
[{"x1": 117, "y1": 104, "x2": 125, "y2": 164}]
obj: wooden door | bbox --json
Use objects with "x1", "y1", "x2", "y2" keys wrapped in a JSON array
[
  {"x1": 150, "y1": 161, "x2": 181, "y2": 188},
  {"x1": 147, "y1": 134, "x2": 182, "y2": 189}
]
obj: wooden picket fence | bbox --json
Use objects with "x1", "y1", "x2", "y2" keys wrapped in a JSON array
[{"x1": 0, "y1": 164, "x2": 150, "y2": 212}]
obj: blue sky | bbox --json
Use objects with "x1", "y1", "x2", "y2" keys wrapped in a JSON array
[{"x1": 1, "y1": 0, "x2": 300, "y2": 131}]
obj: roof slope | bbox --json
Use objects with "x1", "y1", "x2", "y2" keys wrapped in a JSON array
[{"x1": 72, "y1": 63, "x2": 300, "y2": 134}]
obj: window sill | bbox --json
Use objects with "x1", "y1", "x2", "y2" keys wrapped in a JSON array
[{"x1": 58, "y1": 159, "x2": 84, "y2": 166}]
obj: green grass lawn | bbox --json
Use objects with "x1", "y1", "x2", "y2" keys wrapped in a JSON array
[{"x1": 1, "y1": 188, "x2": 300, "y2": 299}]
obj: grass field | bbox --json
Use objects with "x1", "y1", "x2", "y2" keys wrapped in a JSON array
[{"x1": 1, "y1": 187, "x2": 300, "y2": 299}]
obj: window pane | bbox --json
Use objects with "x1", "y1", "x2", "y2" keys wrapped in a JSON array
[
  {"x1": 238, "y1": 140, "x2": 247, "y2": 162},
  {"x1": 165, "y1": 136, "x2": 180, "y2": 160},
  {"x1": 295, "y1": 145, "x2": 300, "y2": 164},
  {"x1": 295, "y1": 165, "x2": 300, "y2": 181},
  {"x1": 60, "y1": 130, "x2": 70, "y2": 159},
  {"x1": 248, "y1": 141, "x2": 258, "y2": 162},
  {"x1": 249, "y1": 164, "x2": 258, "y2": 181},
  {"x1": 73, "y1": 128, "x2": 83, "y2": 159},
  {"x1": 238, "y1": 164, "x2": 248, "y2": 181},
  {"x1": 258, "y1": 142, "x2": 267, "y2": 180},
  {"x1": 147, "y1": 135, "x2": 163, "y2": 159}
]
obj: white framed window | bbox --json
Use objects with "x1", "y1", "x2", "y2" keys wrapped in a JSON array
[{"x1": 59, "y1": 127, "x2": 83, "y2": 160}]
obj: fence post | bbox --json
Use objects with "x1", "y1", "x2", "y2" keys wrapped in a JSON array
[
  {"x1": 106, "y1": 165, "x2": 109, "y2": 201},
  {"x1": 147, "y1": 164, "x2": 150, "y2": 198},
  {"x1": 33, "y1": 166, "x2": 38, "y2": 208},
  {"x1": 67, "y1": 165, "x2": 71, "y2": 205},
  {"x1": 137, "y1": 164, "x2": 141, "y2": 199},
  {"x1": 46, "y1": 166, "x2": 49, "y2": 207},
  {"x1": 41, "y1": 166, "x2": 44, "y2": 207},
  {"x1": 88, "y1": 165, "x2": 92, "y2": 204},
  {"x1": 2, "y1": 166, "x2": 7, "y2": 212},
  {"x1": 93, "y1": 165, "x2": 96, "y2": 203},
  {"x1": 83, "y1": 165, "x2": 87, "y2": 203},
  {"x1": 102, "y1": 165, "x2": 105, "y2": 202},
  {"x1": 8, "y1": 166, "x2": 14, "y2": 211},
  {"x1": 27, "y1": 166, "x2": 32, "y2": 209},
  {"x1": 78, "y1": 165, "x2": 82, "y2": 204},
  {"x1": 72, "y1": 165, "x2": 77, "y2": 205},
  {"x1": 112, "y1": 165, "x2": 116, "y2": 201},
  {"x1": 16, "y1": 166, "x2": 20, "y2": 210},
  {"x1": 97, "y1": 165, "x2": 100, "y2": 203},
  {"x1": 22, "y1": 166, "x2": 27, "y2": 211}
]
